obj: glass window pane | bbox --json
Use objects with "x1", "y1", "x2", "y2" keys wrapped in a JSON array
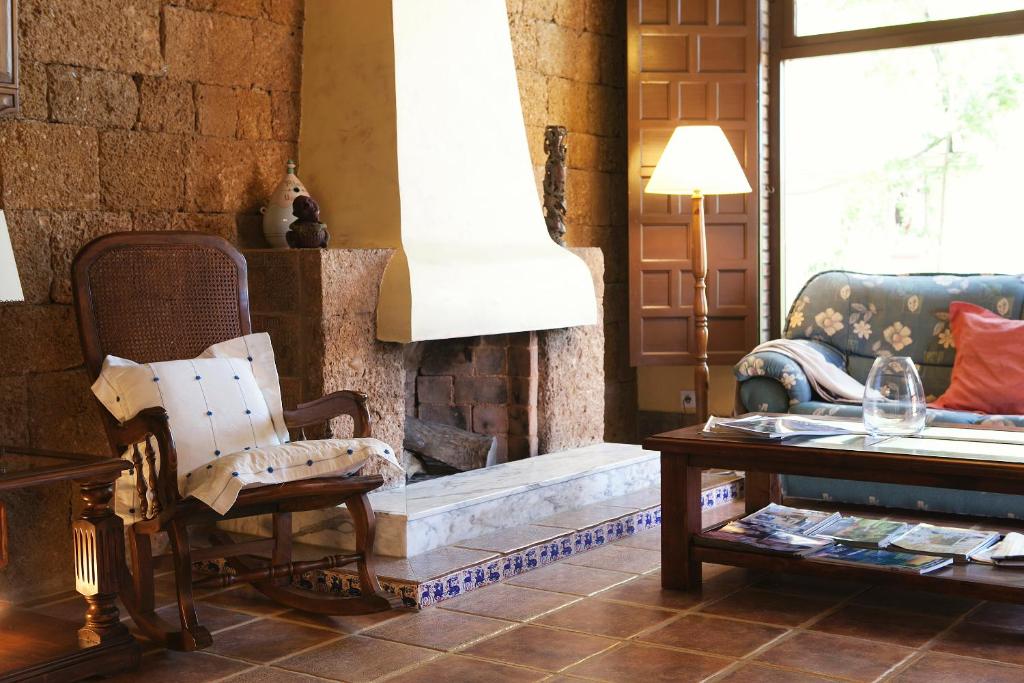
[
  {"x1": 795, "y1": 0, "x2": 1024, "y2": 36},
  {"x1": 781, "y1": 34, "x2": 1024, "y2": 310}
]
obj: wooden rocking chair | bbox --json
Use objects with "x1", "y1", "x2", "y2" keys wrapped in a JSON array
[{"x1": 71, "y1": 231, "x2": 398, "y2": 652}]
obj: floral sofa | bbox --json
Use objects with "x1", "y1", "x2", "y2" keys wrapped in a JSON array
[{"x1": 734, "y1": 270, "x2": 1024, "y2": 517}]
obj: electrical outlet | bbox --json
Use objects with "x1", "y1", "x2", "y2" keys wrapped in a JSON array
[{"x1": 680, "y1": 390, "x2": 696, "y2": 414}]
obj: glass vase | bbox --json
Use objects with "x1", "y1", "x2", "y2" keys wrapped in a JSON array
[{"x1": 863, "y1": 356, "x2": 927, "y2": 436}]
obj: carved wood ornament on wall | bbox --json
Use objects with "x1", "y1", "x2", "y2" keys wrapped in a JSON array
[{"x1": 543, "y1": 124, "x2": 568, "y2": 247}]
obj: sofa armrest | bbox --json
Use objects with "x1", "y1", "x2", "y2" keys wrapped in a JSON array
[{"x1": 734, "y1": 350, "x2": 813, "y2": 413}]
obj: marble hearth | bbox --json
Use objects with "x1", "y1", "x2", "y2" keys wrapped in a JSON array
[{"x1": 224, "y1": 442, "x2": 663, "y2": 557}]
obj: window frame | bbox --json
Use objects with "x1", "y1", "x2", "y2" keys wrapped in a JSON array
[{"x1": 767, "y1": 0, "x2": 1024, "y2": 336}]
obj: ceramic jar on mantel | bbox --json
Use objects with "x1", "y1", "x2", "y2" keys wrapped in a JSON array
[{"x1": 262, "y1": 160, "x2": 310, "y2": 248}]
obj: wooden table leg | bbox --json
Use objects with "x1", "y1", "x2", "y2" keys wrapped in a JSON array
[
  {"x1": 744, "y1": 471, "x2": 781, "y2": 515},
  {"x1": 661, "y1": 453, "x2": 702, "y2": 592},
  {"x1": 73, "y1": 478, "x2": 136, "y2": 651}
]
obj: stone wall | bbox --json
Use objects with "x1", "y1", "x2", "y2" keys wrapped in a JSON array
[
  {"x1": 0, "y1": 0, "x2": 304, "y2": 601},
  {"x1": 508, "y1": 0, "x2": 636, "y2": 443}
]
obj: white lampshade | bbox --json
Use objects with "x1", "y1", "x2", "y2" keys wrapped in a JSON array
[
  {"x1": 645, "y1": 125, "x2": 752, "y2": 196},
  {"x1": 0, "y1": 211, "x2": 24, "y2": 302}
]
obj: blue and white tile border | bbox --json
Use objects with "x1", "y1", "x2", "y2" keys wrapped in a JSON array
[{"x1": 310, "y1": 478, "x2": 743, "y2": 609}]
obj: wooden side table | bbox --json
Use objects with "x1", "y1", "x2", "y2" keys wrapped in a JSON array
[{"x1": 0, "y1": 446, "x2": 140, "y2": 681}]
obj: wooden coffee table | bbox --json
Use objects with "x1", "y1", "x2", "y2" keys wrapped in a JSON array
[{"x1": 645, "y1": 421, "x2": 1024, "y2": 601}]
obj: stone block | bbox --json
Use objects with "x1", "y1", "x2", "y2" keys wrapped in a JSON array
[
  {"x1": 4, "y1": 211, "x2": 52, "y2": 304},
  {"x1": 20, "y1": 0, "x2": 162, "y2": 75},
  {"x1": 536, "y1": 21, "x2": 579, "y2": 79},
  {"x1": 604, "y1": 282, "x2": 628, "y2": 323},
  {"x1": 546, "y1": 76, "x2": 588, "y2": 132},
  {"x1": 27, "y1": 369, "x2": 108, "y2": 455},
  {"x1": 319, "y1": 313, "x2": 405, "y2": 454},
  {"x1": 587, "y1": 83, "x2": 625, "y2": 137},
  {"x1": 416, "y1": 375, "x2": 453, "y2": 405},
  {"x1": 524, "y1": 124, "x2": 547, "y2": 171},
  {"x1": 508, "y1": 345, "x2": 537, "y2": 379},
  {"x1": 253, "y1": 313, "x2": 303, "y2": 377},
  {"x1": 46, "y1": 65, "x2": 138, "y2": 129},
  {"x1": 0, "y1": 305, "x2": 82, "y2": 374},
  {"x1": 418, "y1": 404, "x2": 469, "y2": 431},
  {"x1": 567, "y1": 170, "x2": 611, "y2": 227},
  {"x1": 236, "y1": 88, "x2": 273, "y2": 140},
  {"x1": 100, "y1": 131, "x2": 188, "y2": 210},
  {"x1": 254, "y1": 20, "x2": 302, "y2": 91},
  {"x1": 236, "y1": 213, "x2": 265, "y2": 247},
  {"x1": 508, "y1": 376, "x2": 537, "y2": 407},
  {"x1": 139, "y1": 78, "x2": 196, "y2": 135},
  {"x1": 319, "y1": 248, "x2": 392, "y2": 317},
  {"x1": 172, "y1": 212, "x2": 239, "y2": 242},
  {"x1": 17, "y1": 60, "x2": 47, "y2": 120},
  {"x1": 0, "y1": 121, "x2": 99, "y2": 210},
  {"x1": 196, "y1": 84, "x2": 238, "y2": 137},
  {"x1": 165, "y1": 6, "x2": 255, "y2": 87},
  {"x1": 605, "y1": 380, "x2": 639, "y2": 444},
  {"x1": 268, "y1": 0, "x2": 304, "y2": 26},
  {"x1": 507, "y1": 435, "x2": 538, "y2": 460},
  {"x1": 508, "y1": 13, "x2": 538, "y2": 71},
  {"x1": 472, "y1": 404, "x2": 508, "y2": 436},
  {"x1": 555, "y1": 0, "x2": 587, "y2": 31},
  {"x1": 185, "y1": 137, "x2": 293, "y2": 212},
  {"x1": 454, "y1": 376, "x2": 508, "y2": 405},
  {"x1": 0, "y1": 480, "x2": 76, "y2": 601},
  {"x1": 473, "y1": 346, "x2": 507, "y2": 376},
  {"x1": 585, "y1": 0, "x2": 625, "y2": 36},
  {"x1": 507, "y1": 404, "x2": 537, "y2": 437},
  {"x1": 214, "y1": 0, "x2": 263, "y2": 17},
  {"x1": 246, "y1": 250, "x2": 301, "y2": 313},
  {"x1": 0, "y1": 375, "x2": 27, "y2": 445},
  {"x1": 271, "y1": 91, "x2": 300, "y2": 141},
  {"x1": 517, "y1": 70, "x2": 548, "y2": 127},
  {"x1": 576, "y1": 31, "x2": 602, "y2": 84},
  {"x1": 599, "y1": 33, "x2": 626, "y2": 87},
  {"x1": 45, "y1": 211, "x2": 134, "y2": 303},
  {"x1": 524, "y1": 0, "x2": 557, "y2": 20}
]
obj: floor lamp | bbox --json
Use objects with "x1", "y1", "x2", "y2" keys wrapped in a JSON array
[{"x1": 644, "y1": 125, "x2": 751, "y2": 423}]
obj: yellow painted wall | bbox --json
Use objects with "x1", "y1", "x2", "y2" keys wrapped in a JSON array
[{"x1": 637, "y1": 364, "x2": 737, "y2": 417}]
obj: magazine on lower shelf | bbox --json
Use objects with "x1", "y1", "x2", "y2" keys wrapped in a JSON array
[
  {"x1": 809, "y1": 545, "x2": 953, "y2": 574},
  {"x1": 741, "y1": 503, "x2": 841, "y2": 536},
  {"x1": 814, "y1": 516, "x2": 910, "y2": 549},
  {"x1": 703, "y1": 414, "x2": 866, "y2": 440},
  {"x1": 887, "y1": 523, "x2": 1001, "y2": 564},
  {"x1": 972, "y1": 532, "x2": 1024, "y2": 567},
  {"x1": 699, "y1": 520, "x2": 832, "y2": 557}
]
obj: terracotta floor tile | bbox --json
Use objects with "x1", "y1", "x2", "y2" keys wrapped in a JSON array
[
  {"x1": 198, "y1": 585, "x2": 289, "y2": 616},
  {"x1": 933, "y1": 621, "x2": 1024, "y2": 666},
  {"x1": 533, "y1": 598, "x2": 677, "y2": 638},
  {"x1": 438, "y1": 583, "x2": 578, "y2": 621},
  {"x1": 461, "y1": 624, "x2": 616, "y2": 671},
  {"x1": 363, "y1": 607, "x2": 513, "y2": 650},
  {"x1": 891, "y1": 653, "x2": 1024, "y2": 683},
  {"x1": 204, "y1": 617, "x2": 341, "y2": 663},
  {"x1": 810, "y1": 603, "x2": 954, "y2": 647},
  {"x1": 564, "y1": 544, "x2": 661, "y2": 573},
  {"x1": 153, "y1": 602, "x2": 256, "y2": 634},
  {"x1": 966, "y1": 601, "x2": 1024, "y2": 632},
  {"x1": 639, "y1": 614, "x2": 787, "y2": 657},
  {"x1": 756, "y1": 630, "x2": 914, "y2": 682},
  {"x1": 277, "y1": 635, "x2": 437, "y2": 682},
  {"x1": 851, "y1": 585, "x2": 978, "y2": 617},
  {"x1": 753, "y1": 573, "x2": 867, "y2": 600},
  {"x1": 597, "y1": 576, "x2": 707, "y2": 610},
  {"x1": 220, "y1": 667, "x2": 322, "y2": 682},
  {"x1": 385, "y1": 655, "x2": 548, "y2": 683},
  {"x1": 699, "y1": 588, "x2": 838, "y2": 627},
  {"x1": 274, "y1": 606, "x2": 414, "y2": 633},
  {"x1": 507, "y1": 561, "x2": 635, "y2": 596},
  {"x1": 564, "y1": 642, "x2": 733, "y2": 683},
  {"x1": 103, "y1": 650, "x2": 252, "y2": 683},
  {"x1": 617, "y1": 528, "x2": 661, "y2": 551},
  {"x1": 717, "y1": 662, "x2": 838, "y2": 683}
]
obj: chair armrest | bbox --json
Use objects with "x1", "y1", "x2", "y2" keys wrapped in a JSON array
[
  {"x1": 109, "y1": 406, "x2": 179, "y2": 520},
  {"x1": 734, "y1": 350, "x2": 813, "y2": 412},
  {"x1": 284, "y1": 390, "x2": 372, "y2": 438}
]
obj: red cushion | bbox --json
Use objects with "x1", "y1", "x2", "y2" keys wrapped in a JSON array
[{"x1": 932, "y1": 301, "x2": 1024, "y2": 414}]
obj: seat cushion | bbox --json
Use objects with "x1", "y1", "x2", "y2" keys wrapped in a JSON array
[{"x1": 182, "y1": 438, "x2": 403, "y2": 514}]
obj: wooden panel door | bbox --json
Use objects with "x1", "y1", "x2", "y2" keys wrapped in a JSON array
[
  {"x1": 0, "y1": 0, "x2": 16, "y2": 115},
  {"x1": 628, "y1": 0, "x2": 760, "y2": 366}
]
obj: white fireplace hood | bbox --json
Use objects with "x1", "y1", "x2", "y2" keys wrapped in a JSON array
[{"x1": 299, "y1": 0, "x2": 598, "y2": 342}]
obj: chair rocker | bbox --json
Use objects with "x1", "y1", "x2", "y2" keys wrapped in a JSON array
[{"x1": 71, "y1": 231, "x2": 399, "y2": 652}]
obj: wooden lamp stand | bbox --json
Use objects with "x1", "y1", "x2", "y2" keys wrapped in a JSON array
[{"x1": 690, "y1": 191, "x2": 710, "y2": 423}]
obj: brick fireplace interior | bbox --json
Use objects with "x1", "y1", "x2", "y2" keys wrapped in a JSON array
[{"x1": 405, "y1": 332, "x2": 539, "y2": 464}]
